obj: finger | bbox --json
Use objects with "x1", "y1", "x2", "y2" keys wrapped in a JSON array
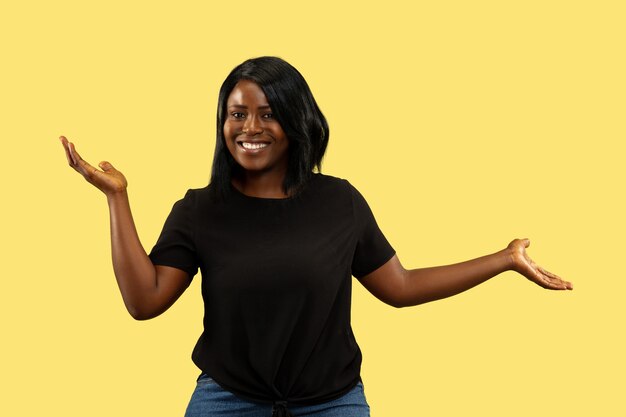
[
  {"x1": 68, "y1": 142, "x2": 92, "y2": 172},
  {"x1": 68, "y1": 141, "x2": 80, "y2": 166},
  {"x1": 536, "y1": 269, "x2": 572, "y2": 290},
  {"x1": 68, "y1": 145, "x2": 100, "y2": 181},
  {"x1": 79, "y1": 160, "x2": 100, "y2": 180},
  {"x1": 529, "y1": 267, "x2": 553, "y2": 289},
  {"x1": 77, "y1": 159, "x2": 101, "y2": 181},
  {"x1": 520, "y1": 259, "x2": 562, "y2": 290},
  {"x1": 517, "y1": 240, "x2": 573, "y2": 290},
  {"x1": 538, "y1": 266, "x2": 573, "y2": 290},
  {"x1": 98, "y1": 161, "x2": 115, "y2": 172},
  {"x1": 59, "y1": 136, "x2": 76, "y2": 166},
  {"x1": 534, "y1": 273, "x2": 563, "y2": 290},
  {"x1": 538, "y1": 266, "x2": 560, "y2": 280}
]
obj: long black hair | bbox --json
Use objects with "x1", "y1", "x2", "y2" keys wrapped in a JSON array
[{"x1": 209, "y1": 56, "x2": 329, "y2": 199}]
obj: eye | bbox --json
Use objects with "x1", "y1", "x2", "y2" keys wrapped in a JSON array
[
  {"x1": 230, "y1": 112, "x2": 245, "y2": 119},
  {"x1": 262, "y1": 113, "x2": 274, "y2": 119}
]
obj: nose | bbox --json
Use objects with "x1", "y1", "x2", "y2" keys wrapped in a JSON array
[{"x1": 243, "y1": 115, "x2": 263, "y2": 135}]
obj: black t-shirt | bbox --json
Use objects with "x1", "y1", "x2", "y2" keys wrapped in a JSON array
[{"x1": 148, "y1": 173, "x2": 395, "y2": 405}]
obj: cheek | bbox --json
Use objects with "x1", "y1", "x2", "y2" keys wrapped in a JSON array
[
  {"x1": 225, "y1": 140, "x2": 237, "y2": 159},
  {"x1": 223, "y1": 124, "x2": 237, "y2": 145},
  {"x1": 222, "y1": 126, "x2": 236, "y2": 155},
  {"x1": 223, "y1": 123, "x2": 233, "y2": 140}
]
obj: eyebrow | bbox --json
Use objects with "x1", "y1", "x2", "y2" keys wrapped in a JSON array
[{"x1": 228, "y1": 104, "x2": 272, "y2": 110}]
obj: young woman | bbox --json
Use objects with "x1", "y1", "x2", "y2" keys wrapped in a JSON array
[{"x1": 60, "y1": 56, "x2": 572, "y2": 417}]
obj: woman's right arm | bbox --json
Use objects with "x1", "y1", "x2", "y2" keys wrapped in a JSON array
[{"x1": 60, "y1": 136, "x2": 191, "y2": 320}]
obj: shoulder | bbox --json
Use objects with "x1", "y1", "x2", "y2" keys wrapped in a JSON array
[
  {"x1": 312, "y1": 173, "x2": 369, "y2": 201},
  {"x1": 171, "y1": 185, "x2": 211, "y2": 211},
  {"x1": 305, "y1": 174, "x2": 374, "y2": 218},
  {"x1": 307, "y1": 173, "x2": 371, "y2": 205},
  {"x1": 183, "y1": 185, "x2": 210, "y2": 199},
  {"x1": 308, "y1": 173, "x2": 353, "y2": 194}
]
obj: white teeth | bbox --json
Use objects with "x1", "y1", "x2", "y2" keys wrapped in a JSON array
[{"x1": 242, "y1": 142, "x2": 269, "y2": 150}]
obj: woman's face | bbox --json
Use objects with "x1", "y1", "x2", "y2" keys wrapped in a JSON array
[{"x1": 223, "y1": 80, "x2": 289, "y2": 178}]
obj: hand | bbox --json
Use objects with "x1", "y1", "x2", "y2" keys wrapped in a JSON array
[
  {"x1": 59, "y1": 136, "x2": 128, "y2": 197},
  {"x1": 507, "y1": 238, "x2": 573, "y2": 290}
]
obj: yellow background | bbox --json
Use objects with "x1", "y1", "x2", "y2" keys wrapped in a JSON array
[{"x1": 1, "y1": 1, "x2": 624, "y2": 415}]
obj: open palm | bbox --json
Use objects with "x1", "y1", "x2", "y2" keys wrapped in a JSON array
[
  {"x1": 59, "y1": 136, "x2": 127, "y2": 196},
  {"x1": 508, "y1": 238, "x2": 572, "y2": 290}
]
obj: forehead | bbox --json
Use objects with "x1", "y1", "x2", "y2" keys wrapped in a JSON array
[{"x1": 227, "y1": 80, "x2": 269, "y2": 107}]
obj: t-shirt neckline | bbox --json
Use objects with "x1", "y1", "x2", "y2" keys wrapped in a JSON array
[{"x1": 229, "y1": 174, "x2": 319, "y2": 202}]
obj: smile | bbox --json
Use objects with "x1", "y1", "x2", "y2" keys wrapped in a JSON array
[{"x1": 238, "y1": 141, "x2": 270, "y2": 151}]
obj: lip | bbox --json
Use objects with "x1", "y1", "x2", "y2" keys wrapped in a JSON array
[{"x1": 236, "y1": 140, "x2": 271, "y2": 153}]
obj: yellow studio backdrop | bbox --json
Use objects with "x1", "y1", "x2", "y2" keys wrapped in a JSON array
[{"x1": 1, "y1": 1, "x2": 624, "y2": 415}]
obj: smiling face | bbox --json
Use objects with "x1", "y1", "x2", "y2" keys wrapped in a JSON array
[{"x1": 223, "y1": 80, "x2": 289, "y2": 180}]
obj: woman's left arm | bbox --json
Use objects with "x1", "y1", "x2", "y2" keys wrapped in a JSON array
[{"x1": 358, "y1": 238, "x2": 573, "y2": 308}]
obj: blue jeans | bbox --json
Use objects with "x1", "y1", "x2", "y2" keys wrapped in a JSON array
[{"x1": 184, "y1": 373, "x2": 371, "y2": 417}]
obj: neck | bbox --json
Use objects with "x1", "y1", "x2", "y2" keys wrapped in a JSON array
[{"x1": 232, "y1": 170, "x2": 289, "y2": 199}]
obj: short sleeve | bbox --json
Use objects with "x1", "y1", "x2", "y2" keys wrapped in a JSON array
[
  {"x1": 148, "y1": 189, "x2": 199, "y2": 280},
  {"x1": 349, "y1": 183, "x2": 396, "y2": 278}
]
